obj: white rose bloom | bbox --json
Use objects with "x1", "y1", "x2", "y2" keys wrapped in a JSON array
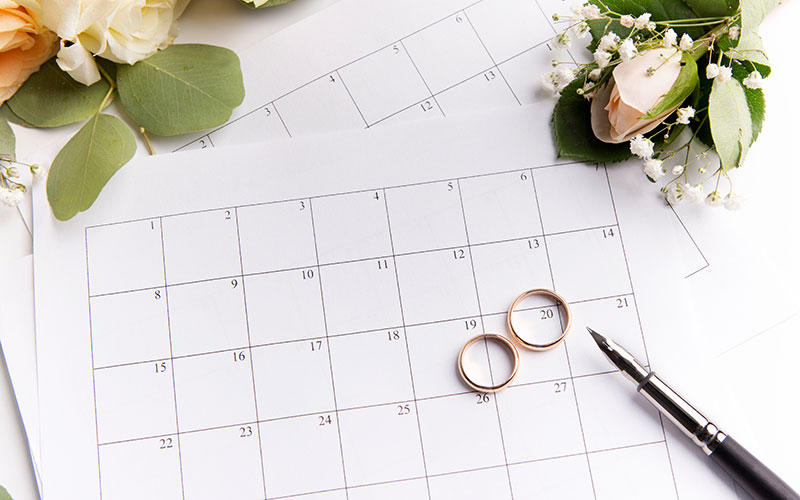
[{"x1": 41, "y1": 0, "x2": 190, "y2": 85}]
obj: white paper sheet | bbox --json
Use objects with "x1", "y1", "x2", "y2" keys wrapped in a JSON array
[{"x1": 33, "y1": 106, "x2": 742, "y2": 500}]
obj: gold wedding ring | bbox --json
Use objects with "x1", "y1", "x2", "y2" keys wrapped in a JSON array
[
  {"x1": 506, "y1": 289, "x2": 572, "y2": 351},
  {"x1": 457, "y1": 333, "x2": 520, "y2": 393}
]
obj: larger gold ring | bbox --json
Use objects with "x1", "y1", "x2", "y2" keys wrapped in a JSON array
[
  {"x1": 506, "y1": 289, "x2": 571, "y2": 351},
  {"x1": 457, "y1": 334, "x2": 520, "y2": 393}
]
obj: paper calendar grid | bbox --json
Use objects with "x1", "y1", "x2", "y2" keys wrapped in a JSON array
[
  {"x1": 82, "y1": 162, "x2": 680, "y2": 500},
  {"x1": 172, "y1": 0, "x2": 570, "y2": 153}
]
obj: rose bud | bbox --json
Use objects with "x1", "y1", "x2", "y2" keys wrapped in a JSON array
[{"x1": 591, "y1": 48, "x2": 683, "y2": 144}]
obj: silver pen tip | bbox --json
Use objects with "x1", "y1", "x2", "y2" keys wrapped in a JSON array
[
  {"x1": 587, "y1": 327, "x2": 606, "y2": 346},
  {"x1": 586, "y1": 327, "x2": 650, "y2": 384}
]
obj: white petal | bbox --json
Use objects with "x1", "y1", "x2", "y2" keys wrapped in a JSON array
[{"x1": 56, "y1": 40, "x2": 101, "y2": 85}]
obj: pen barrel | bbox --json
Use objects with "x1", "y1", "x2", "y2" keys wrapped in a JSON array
[
  {"x1": 710, "y1": 435, "x2": 800, "y2": 500},
  {"x1": 636, "y1": 372, "x2": 724, "y2": 454}
]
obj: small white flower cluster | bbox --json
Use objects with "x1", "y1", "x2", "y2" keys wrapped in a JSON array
[
  {"x1": 541, "y1": 65, "x2": 578, "y2": 95},
  {"x1": 706, "y1": 63, "x2": 732, "y2": 83},
  {"x1": 1, "y1": 160, "x2": 46, "y2": 208}
]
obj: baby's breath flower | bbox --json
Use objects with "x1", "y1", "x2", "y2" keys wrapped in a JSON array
[
  {"x1": 629, "y1": 135, "x2": 654, "y2": 158},
  {"x1": 679, "y1": 33, "x2": 693, "y2": 51},
  {"x1": 540, "y1": 72, "x2": 560, "y2": 96},
  {"x1": 0, "y1": 187, "x2": 23, "y2": 207},
  {"x1": 705, "y1": 191, "x2": 723, "y2": 207},
  {"x1": 30, "y1": 164, "x2": 46, "y2": 180},
  {"x1": 571, "y1": 22, "x2": 591, "y2": 40},
  {"x1": 743, "y1": 71, "x2": 763, "y2": 89},
  {"x1": 620, "y1": 15, "x2": 634, "y2": 28},
  {"x1": 556, "y1": 65, "x2": 576, "y2": 83},
  {"x1": 554, "y1": 32, "x2": 572, "y2": 49},
  {"x1": 724, "y1": 193, "x2": 744, "y2": 210},
  {"x1": 598, "y1": 32, "x2": 620, "y2": 52},
  {"x1": 676, "y1": 106, "x2": 695, "y2": 125},
  {"x1": 5, "y1": 166, "x2": 20, "y2": 178},
  {"x1": 634, "y1": 13, "x2": 652, "y2": 30},
  {"x1": 594, "y1": 49, "x2": 612, "y2": 69},
  {"x1": 643, "y1": 158, "x2": 664, "y2": 180},
  {"x1": 666, "y1": 184, "x2": 682, "y2": 205},
  {"x1": 683, "y1": 183, "x2": 704, "y2": 203},
  {"x1": 618, "y1": 38, "x2": 637, "y2": 61},
  {"x1": 588, "y1": 68, "x2": 602, "y2": 81},
  {"x1": 672, "y1": 164, "x2": 685, "y2": 175},
  {"x1": 706, "y1": 63, "x2": 720, "y2": 79},
  {"x1": 729, "y1": 26, "x2": 740, "y2": 41},
  {"x1": 716, "y1": 65, "x2": 732, "y2": 83},
  {"x1": 663, "y1": 28, "x2": 677, "y2": 48},
  {"x1": 580, "y1": 4, "x2": 603, "y2": 20}
]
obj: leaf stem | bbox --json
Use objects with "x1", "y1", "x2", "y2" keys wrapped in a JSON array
[{"x1": 140, "y1": 127, "x2": 155, "y2": 155}]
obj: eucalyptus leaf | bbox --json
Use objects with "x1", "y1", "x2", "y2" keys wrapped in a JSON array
[
  {"x1": 241, "y1": 0, "x2": 295, "y2": 7},
  {"x1": 47, "y1": 114, "x2": 136, "y2": 221},
  {"x1": 726, "y1": 31, "x2": 771, "y2": 77},
  {"x1": 709, "y1": 77, "x2": 752, "y2": 171},
  {"x1": 643, "y1": 52, "x2": 698, "y2": 119},
  {"x1": 7, "y1": 59, "x2": 111, "y2": 128},
  {"x1": 117, "y1": 44, "x2": 245, "y2": 136},
  {"x1": 552, "y1": 78, "x2": 631, "y2": 163},
  {"x1": 682, "y1": 0, "x2": 738, "y2": 17},
  {"x1": 0, "y1": 485, "x2": 12, "y2": 500},
  {"x1": 0, "y1": 119, "x2": 15, "y2": 160},
  {"x1": 0, "y1": 103, "x2": 34, "y2": 127},
  {"x1": 741, "y1": 0, "x2": 778, "y2": 38}
]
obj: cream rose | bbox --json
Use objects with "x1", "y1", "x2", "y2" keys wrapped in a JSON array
[
  {"x1": 0, "y1": 0, "x2": 58, "y2": 104},
  {"x1": 591, "y1": 47, "x2": 683, "y2": 144},
  {"x1": 41, "y1": 0, "x2": 190, "y2": 85}
]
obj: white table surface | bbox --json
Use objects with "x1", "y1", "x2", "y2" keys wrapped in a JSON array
[{"x1": 1, "y1": 1, "x2": 799, "y2": 499}]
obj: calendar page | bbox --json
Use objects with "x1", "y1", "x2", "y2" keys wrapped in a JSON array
[{"x1": 33, "y1": 108, "x2": 739, "y2": 500}]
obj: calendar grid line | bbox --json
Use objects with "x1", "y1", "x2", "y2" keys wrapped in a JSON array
[
  {"x1": 270, "y1": 102, "x2": 292, "y2": 138},
  {"x1": 157, "y1": 216, "x2": 187, "y2": 500},
  {"x1": 232, "y1": 207, "x2": 269, "y2": 499},
  {"x1": 335, "y1": 69, "x2": 369, "y2": 127},
  {"x1": 454, "y1": 178, "x2": 516, "y2": 499},
  {"x1": 528, "y1": 168, "x2": 599, "y2": 500},
  {"x1": 461, "y1": 9, "x2": 521, "y2": 106},
  {"x1": 307, "y1": 198, "x2": 351, "y2": 500},
  {"x1": 84, "y1": 227, "x2": 105, "y2": 499},
  {"x1": 382, "y1": 188, "x2": 433, "y2": 500},
  {"x1": 399, "y1": 39, "x2": 445, "y2": 119}
]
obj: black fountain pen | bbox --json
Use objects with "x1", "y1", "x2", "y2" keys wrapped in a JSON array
[{"x1": 588, "y1": 327, "x2": 800, "y2": 500}]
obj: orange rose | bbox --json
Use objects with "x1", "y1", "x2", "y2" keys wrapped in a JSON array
[{"x1": 0, "y1": 0, "x2": 58, "y2": 104}]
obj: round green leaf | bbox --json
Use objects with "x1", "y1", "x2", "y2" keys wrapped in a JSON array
[
  {"x1": 7, "y1": 60, "x2": 111, "y2": 128},
  {"x1": 741, "y1": 0, "x2": 778, "y2": 39},
  {"x1": 709, "y1": 77, "x2": 752, "y2": 171},
  {"x1": 0, "y1": 118, "x2": 15, "y2": 160},
  {"x1": 1, "y1": 485, "x2": 13, "y2": 500},
  {"x1": 643, "y1": 52, "x2": 698, "y2": 119},
  {"x1": 47, "y1": 114, "x2": 136, "y2": 221},
  {"x1": 117, "y1": 44, "x2": 245, "y2": 136}
]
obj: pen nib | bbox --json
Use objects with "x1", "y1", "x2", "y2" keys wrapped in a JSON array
[{"x1": 586, "y1": 327, "x2": 650, "y2": 384}]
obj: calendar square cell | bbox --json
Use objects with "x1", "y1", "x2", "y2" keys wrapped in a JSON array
[
  {"x1": 534, "y1": 164, "x2": 617, "y2": 234},
  {"x1": 173, "y1": 351, "x2": 257, "y2": 432},
  {"x1": 417, "y1": 393, "x2": 505, "y2": 475},
  {"x1": 237, "y1": 199, "x2": 318, "y2": 274},
  {"x1": 459, "y1": 171, "x2": 542, "y2": 244},
  {"x1": 167, "y1": 278, "x2": 249, "y2": 357},
  {"x1": 471, "y1": 239, "x2": 553, "y2": 315},
  {"x1": 90, "y1": 288, "x2": 171, "y2": 368},
  {"x1": 403, "y1": 13, "x2": 494, "y2": 94},
  {"x1": 311, "y1": 190, "x2": 393, "y2": 264},
  {"x1": 245, "y1": 270, "x2": 326, "y2": 345},
  {"x1": 275, "y1": 73, "x2": 366, "y2": 137},
  {"x1": 508, "y1": 455, "x2": 594, "y2": 498},
  {"x1": 209, "y1": 103, "x2": 289, "y2": 147},
  {"x1": 260, "y1": 414, "x2": 345, "y2": 497},
  {"x1": 574, "y1": 372, "x2": 665, "y2": 452},
  {"x1": 435, "y1": 68, "x2": 519, "y2": 115},
  {"x1": 384, "y1": 181, "x2": 467, "y2": 254},
  {"x1": 395, "y1": 248, "x2": 480, "y2": 325},
  {"x1": 180, "y1": 425, "x2": 265, "y2": 500},
  {"x1": 589, "y1": 443, "x2": 678, "y2": 500},
  {"x1": 496, "y1": 382, "x2": 585, "y2": 463},
  {"x1": 546, "y1": 228, "x2": 632, "y2": 302},
  {"x1": 565, "y1": 295, "x2": 647, "y2": 377},
  {"x1": 87, "y1": 219, "x2": 164, "y2": 296},
  {"x1": 406, "y1": 318, "x2": 482, "y2": 399},
  {"x1": 338, "y1": 403, "x2": 425, "y2": 486},
  {"x1": 500, "y1": 44, "x2": 564, "y2": 106},
  {"x1": 429, "y1": 467, "x2": 512, "y2": 500},
  {"x1": 94, "y1": 362, "x2": 177, "y2": 444},
  {"x1": 98, "y1": 437, "x2": 182, "y2": 500},
  {"x1": 337, "y1": 44, "x2": 431, "y2": 125},
  {"x1": 482, "y1": 312, "x2": 571, "y2": 385},
  {"x1": 329, "y1": 329, "x2": 413, "y2": 409},
  {"x1": 319, "y1": 259, "x2": 402, "y2": 335},
  {"x1": 349, "y1": 479, "x2": 429, "y2": 500},
  {"x1": 252, "y1": 340, "x2": 335, "y2": 420},
  {"x1": 161, "y1": 209, "x2": 242, "y2": 285},
  {"x1": 465, "y1": 0, "x2": 554, "y2": 62}
]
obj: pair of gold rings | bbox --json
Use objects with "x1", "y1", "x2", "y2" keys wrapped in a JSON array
[{"x1": 457, "y1": 289, "x2": 571, "y2": 393}]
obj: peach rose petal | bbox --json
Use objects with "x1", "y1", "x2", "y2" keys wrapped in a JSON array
[{"x1": 0, "y1": 27, "x2": 57, "y2": 103}]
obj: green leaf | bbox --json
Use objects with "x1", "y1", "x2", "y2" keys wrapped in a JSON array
[
  {"x1": 682, "y1": 0, "x2": 738, "y2": 17},
  {"x1": 7, "y1": 59, "x2": 111, "y2": 128},
  {"x1": 0, "y1": 485, "x2": 13, "y2": 500},
  {"x1": 0, "y1": 118, "x2": 15, "y2": 161},
  {"x1": 0, "y1": 104, "x2": 34, "y2": 127},
  {"x1": 47, "y1": 114, "x2": 136, "y2": 221},
  {"x1": 643, "y1": 52, "x2": 698, "y2": 119},
  {"x1": 725, "y1": 31, "x2": 771, "y2": 77},
  {"x1": 587, "y1": 0, "x2": 704, "y2": 51},
  {"x1": 552, "y1": 78, "x2": 632, "y2": 163},
  {"x1": 117, "y1": 44, "x2": 245, "y2": 136},
  {"x1": 709, "y1": 76, "x2": 752, "y2": 171},
  {"x1": 732, "y1": 61, "x2": 766, "y2": 142},
  {"x1": 741, "y1": 0, "x2": 778, "y2": 38},
  {"x1": 241, "y1": 0, "x2": 295, "y2": 7}
]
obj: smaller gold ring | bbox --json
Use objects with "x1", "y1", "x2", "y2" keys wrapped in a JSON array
[
  {"x1": 506, "y1": 289, "x2": 571, "y2": 351},
  {"x1": 457, "y1": 334, "x2": 520, "y2": 393}
]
